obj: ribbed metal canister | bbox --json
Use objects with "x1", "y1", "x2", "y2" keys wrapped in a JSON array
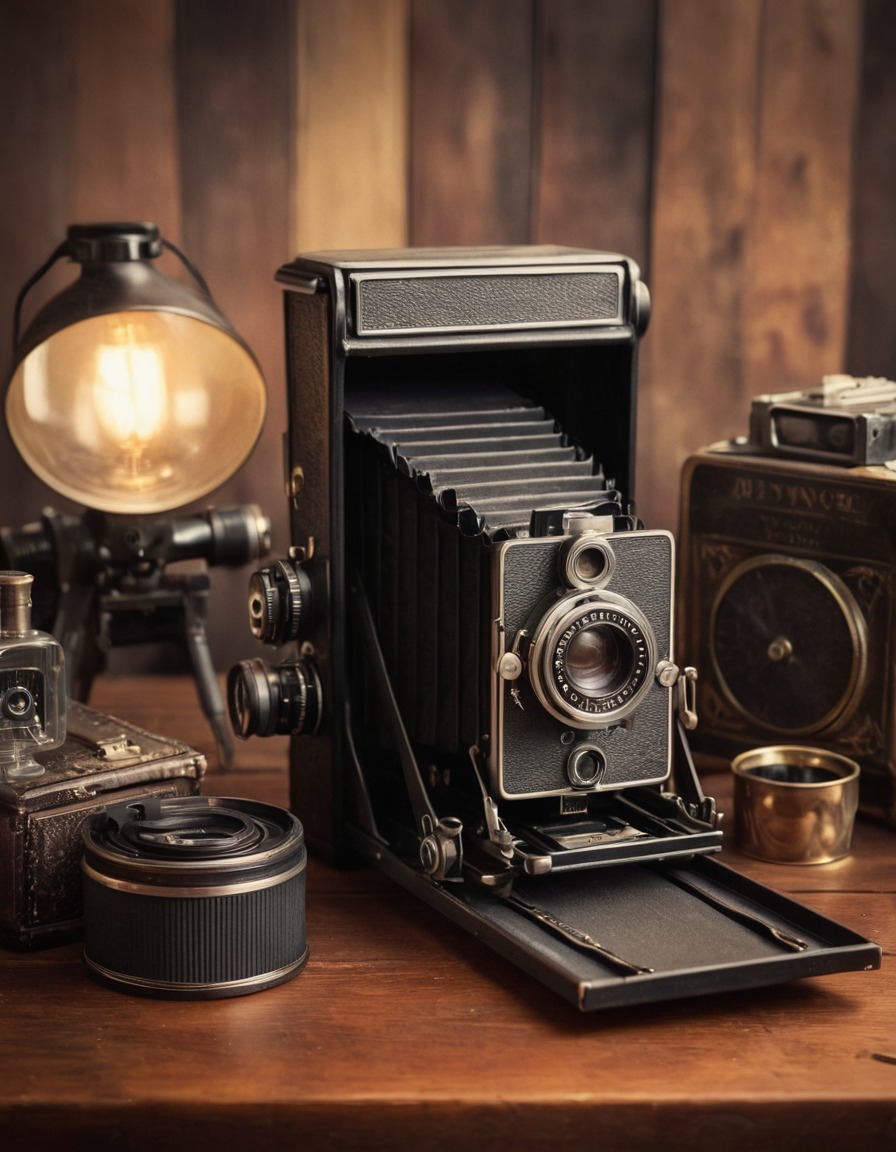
[{"x1": 82, "y1": 796, "x2": 307, "y2": 998}]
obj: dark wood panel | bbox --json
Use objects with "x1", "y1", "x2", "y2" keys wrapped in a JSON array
[
  {"x1": 641, "y1": 0, "x2": 762, "y2": 529},
  {"x1": 740, "y1": 0, "x2": 861, "y2": 399},
  {"x1": 409, "y1": 0, "x2": 536, "y2": 245},
  {"x1": 68, "y1": 0, "x2": 180, "y2": 225},
  {"x1": 642, "y1": 0, "x2": 861, "y2": 532},
  {"x1": 848, "y1": 0, "x2": 896, "y2": 376},
  {"x1": 0, "y1": 1, "x2": 77, "y2": 517},
  {"x1": 534, "y1": 0, "x2": 656, "y2": 273},
  {"x1": 293, "y1": 0, "x2": 409, "y2": 250},
  {"x1": 174, "y1": 0, "x2": 294, "y2": 668}
]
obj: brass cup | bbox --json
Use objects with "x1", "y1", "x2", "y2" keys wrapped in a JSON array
[{"x1": 731, "y1": 745, "x2": 860, "y2": 865}]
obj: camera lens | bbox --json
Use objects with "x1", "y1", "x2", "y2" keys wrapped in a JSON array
[
  {"x1": 564, "y1": 624, "x2": 634, "y2": 698},
  {"x1": 82, "y1": 796, "x2": 307, "y2": 999},
  {"x1": 572, "y1": 547, "x2": 607, "y2": 582},
  {"x1": 227, "y1": 656, "x2": 322, "y2": 739},
  {"x1": 204, "y1": 504, "x2": 272, "y2": 565},
  {"x1": 0, "y1": 670, "x2": 41, "y2": 725},
  {"x1": 1, "y1": 686, "x2": 34, "y2": 720},
  {"x1": 528, "y1": 592, "x2": 655, "y2": 728},
  {"x1": 559, "y1": 535, "x2": 615, "y2": 589},
  {"x1": 248, "y1": 559, "x2": 313, "y2": 645}
]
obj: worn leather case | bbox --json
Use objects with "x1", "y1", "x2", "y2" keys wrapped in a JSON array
[{"x1": 0, "y1": 699, "x2": 206, "y2": 949}]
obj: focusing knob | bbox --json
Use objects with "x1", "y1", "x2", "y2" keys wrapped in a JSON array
[{"x1": 248, "y1": 559, "x2": 311, "y2": 645}]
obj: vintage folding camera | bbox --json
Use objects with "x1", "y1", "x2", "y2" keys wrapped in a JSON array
[
  {"x1": 229, "y1": 251, "x2": 879, "y2": 1010},
  {"x1": 679, "y1": 374, "x2": 896, "y2": 827}
]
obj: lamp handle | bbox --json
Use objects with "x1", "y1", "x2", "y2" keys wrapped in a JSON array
[
  {"x1": 161, "y1": 238, "x2": 216, "y2": 305},
  {"x1": 12, "y1": 240, "x2": 70, "y2": 353},
  {"x1": 12, "y1": 229, "x2": 220, "y2": 356}
]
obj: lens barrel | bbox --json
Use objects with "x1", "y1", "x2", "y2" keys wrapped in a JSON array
[
  {"x1": 528, "y1": 591, "x2": 655, "y2": 728},
  {"x1": 227, "y1": 656, "x2": 322, "y2": 738},
  {"x1": 82, "y1": 796, "x2": 308, "y2": 999}
]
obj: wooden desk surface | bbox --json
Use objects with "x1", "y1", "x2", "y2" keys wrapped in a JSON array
[{"x1": 1, "y1": 676, "x2": 893, "y2": 1151}]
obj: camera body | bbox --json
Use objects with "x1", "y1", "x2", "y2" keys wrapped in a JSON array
[
  {"x1": 230, "y1": 247, "x2": 715, "y2": 876},
  {"x1": 679, "y1": 375, "x2": 896, "y2": 826}
]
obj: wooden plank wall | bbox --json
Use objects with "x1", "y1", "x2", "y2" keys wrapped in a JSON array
[{"x1": 0, "y1": 0, "x2": 892, "y2": 670}]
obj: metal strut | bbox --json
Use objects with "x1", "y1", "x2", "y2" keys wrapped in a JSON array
[{"x1": 349, "y1": 578, "x2": 463, "y2": 881}]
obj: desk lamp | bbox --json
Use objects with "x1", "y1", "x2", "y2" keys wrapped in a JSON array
[{"x1": 3, "y1": 223, "x2": 269, "y2": 765}]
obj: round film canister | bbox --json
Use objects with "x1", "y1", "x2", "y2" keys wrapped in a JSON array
[
  {"x1": 82, "y1": 796, "x2": 308, "y2": 999},
  {"x1": 731, "y1": 745, "x2": 860, "y2": 865}
]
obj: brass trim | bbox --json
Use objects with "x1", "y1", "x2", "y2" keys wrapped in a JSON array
[{"x1": 82, "y1": 856, "x2": 306, "y2": 899}]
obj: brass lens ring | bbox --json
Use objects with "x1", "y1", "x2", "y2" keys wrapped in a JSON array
[{"x1": 528, "y1": 590, "x2": 656, "y2": 728}]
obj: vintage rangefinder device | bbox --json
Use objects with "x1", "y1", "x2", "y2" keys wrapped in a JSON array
[
  {"x1": 680, "y1": 374, "x2": 896, "y2": 827},
  {"x1": 229, "y1": 252, "x2": 879, "y2": 1010}
]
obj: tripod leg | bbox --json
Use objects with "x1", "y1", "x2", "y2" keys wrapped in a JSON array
[
  {"x1": 53, "y1": 583, "x2": 104, "y2": 702},
  {"x1": 182, "y1": 589, "x2": 234, "y2": 769}
]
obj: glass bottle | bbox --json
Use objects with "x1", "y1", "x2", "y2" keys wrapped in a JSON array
[{"x1": 0, "y1": 571, "x2": 66, "y2": 780}]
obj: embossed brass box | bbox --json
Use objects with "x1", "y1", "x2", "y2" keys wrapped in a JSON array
[{"x1": 679, "y1": 441, "x2": 896, "y2": 826}]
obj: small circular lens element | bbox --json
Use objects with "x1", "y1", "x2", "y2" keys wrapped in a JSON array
[
  {"x1": 2, "y1": 687, "x2": 34, "y2": 720},
  {"x1": 566, "y1": 744, "x2": 606, "y2": 788},
  {"x1": 564, "y1": 624, "x2": 634, "y2": 698},
  {"x1": 571, "y1": 545, "x2": 608, "y2": 584},
  {"x1": 558, "y1": 536, "x2": 615, "y2": 589}
]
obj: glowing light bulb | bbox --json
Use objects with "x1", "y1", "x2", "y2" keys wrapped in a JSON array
[{"x1": 93, "y1": 328, "x2": 168, "y2": 449}]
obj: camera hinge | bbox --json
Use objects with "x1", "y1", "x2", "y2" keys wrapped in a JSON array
[
  {"x1": 467, "y1": 744, "x2": 552, "y2": 879},
  {"x1": 656, "y1": 660, "x2": 698, "y2": 730},
  {"x1": 671, "y1": 716, "x2": 721, "y2": 831},
  {"x1": 419, "y1": 814, "x2": 463, "y2": 880},
  {"x1": 468, "y1": 744, "x2": 514, "y2": 861}
]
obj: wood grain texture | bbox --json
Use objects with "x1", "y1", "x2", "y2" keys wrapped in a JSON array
[
  {"x1": 534, "y1": 0, "x2": 657, "y2": 271},
  {"x1": 409, "y1": 0, "x2": 535, "y2": 244},
  {"x1": 642, "y1": 0, "x2": 862, "y2": 533},
  {"x1": 741, "y1": 0, "x2": 861, "y2": 397},
  {"x1": 641, "y1": 0, "x2": 762, "y2": 530},
  {"x1": 0, "y1": 675, "x2": 891, "y2": 1152},
  {"x1": 847, "y1": 0, "x2": 896, "y2": 376},
  {"x1": 68, "y1": 0, "x2": 180, "y2": 226},
  {"x1": 173, "y1": 0, "x2": 293, "y2": 667},
  {"x1": 0, "y1": 1, "x2": 76, "y2": 516},
  {"x1": 293, "y1": 0, "x2": 409, "y2": 251}
]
